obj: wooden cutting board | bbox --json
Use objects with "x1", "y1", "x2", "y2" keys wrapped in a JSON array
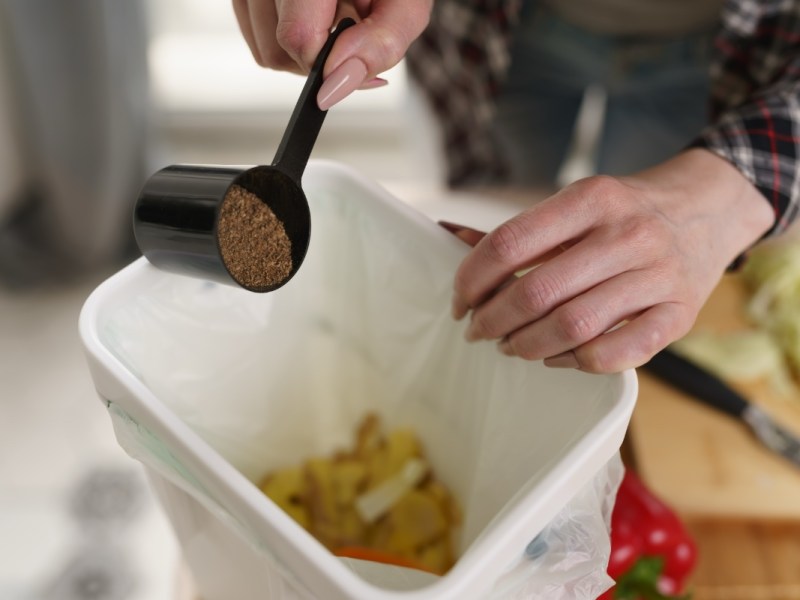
[{"x1": 629, "y1": 275, "x2": 800, "y2": 519}]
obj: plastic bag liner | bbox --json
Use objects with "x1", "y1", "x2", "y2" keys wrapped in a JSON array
[{"x1": 86, "y1": 161, "x2": 636, "y2": 600}]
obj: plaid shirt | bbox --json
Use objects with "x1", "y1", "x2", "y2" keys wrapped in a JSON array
[{"x1": 406, "y1": 0, "x2": 800, "y2": 237}]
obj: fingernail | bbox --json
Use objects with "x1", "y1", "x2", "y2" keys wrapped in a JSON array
[
  {"x1": 317, "y1": 57, "x2": 367, "y2": 110},
  {"x1": 452, "y1": 292, "x2": 469, "y2": 321},
  {"x1": 498, "y1": 339, "x2": 514, "y2": 356},
  {"x1": 359, "y1": 77, "x2": 388, "y2": 90},
  {"x1": 464, "y1": 323, "x2": 479, "y2": 342},
  {"x1": 543, "y1": 351, "x2": 579, "y2": 369},
  {"x1": 439, "y1": 220, "x2": 467, "y2": 235}
]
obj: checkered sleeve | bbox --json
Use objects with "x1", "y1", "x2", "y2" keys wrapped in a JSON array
[
  {"x1": 405, "y1": 0, "x2": 522, "y2": 187},
  {"x1": 693, "y1": 0, "x2": 800, "y2": 236}
]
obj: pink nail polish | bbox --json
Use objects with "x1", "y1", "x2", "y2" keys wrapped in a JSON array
[
  {"x1": 317, "y1": 57, "x2": 367, "y2": 110},
  {"x1": 359, "y1": 77, "x2": 388, "y2": 90},
  {"x1": 543, "y1": 351, "x2": 579, "y2": 369},
  {"x1": 439, "y1": 220, "x2": 465, "y2": 234}
]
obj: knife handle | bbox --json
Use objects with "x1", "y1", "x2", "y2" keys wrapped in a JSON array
[{"x1": 642, "y1": 348, "x2": 748, "y2": 418}]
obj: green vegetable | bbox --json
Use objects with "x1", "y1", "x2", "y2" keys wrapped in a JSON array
[
  {"x1": 671, "y1": 330, "x2": 795, "y2": 398},
  {"x1": 742, "y1": 239, "x2": 800, "y2": 379}
]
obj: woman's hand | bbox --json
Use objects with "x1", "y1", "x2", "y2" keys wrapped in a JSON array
[
  {"x1": 231, "y1": 0, "x2": 432, "y2": 108},
  {"x1": 449, "y1": 149, "x2": 775, "y2": 373}
]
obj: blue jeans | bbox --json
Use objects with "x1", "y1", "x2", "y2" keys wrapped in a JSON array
[{"x1": 493, "y1": 4, "x2": 713, "y2": 185}]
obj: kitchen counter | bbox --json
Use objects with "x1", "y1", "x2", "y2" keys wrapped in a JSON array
[
  {"x1": 627, "y1": 274, "x2": 800, "y2": 599},
  {"x1": 687, "y1": 520, "x2": 800, "y2": 600},
  {"x1": 622, "y1": 431, "x2": 800, "y2": 600}
]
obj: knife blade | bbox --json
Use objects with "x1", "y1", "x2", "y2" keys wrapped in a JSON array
[{"x1": 642, "y1": 347, "x2": 800, "y2": 469}]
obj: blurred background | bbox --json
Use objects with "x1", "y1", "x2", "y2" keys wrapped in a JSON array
[
  {"x1": 3, "y1": 3, "x2": 800, "y2": 600},
  {"x1": 0, "y1": 2, "x2": 439, "y2": 599},
  {"x1": 23, "y1": 0, "x2": 800, "y2": 600}
]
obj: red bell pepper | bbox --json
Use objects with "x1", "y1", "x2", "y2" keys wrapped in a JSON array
[{"x1": 598, "y1": 470, "x2": 697, "y2": 599}]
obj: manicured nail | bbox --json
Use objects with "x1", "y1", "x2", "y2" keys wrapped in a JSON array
[
  {"x1": 317, "y1": 57, "x2": 367, "y2": 110},
  {"x1": 452, "y1": 292, "x2": 469, "y2": 320},
  {"x1": 359, "y1": 77, "x2": 388, "y2": 90},
  {"x1": 543, "y1": 351, "x2": 579, "y2": 369},
  {"x1": 439, "y1": 221, "x2": 465, "y2": 234}
]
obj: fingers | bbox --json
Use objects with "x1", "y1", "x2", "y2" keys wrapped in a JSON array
[
  {"x1": 448, "y1": 175, "x2": 703, "y2": 373},
  {"x1": 318, "y1": 0, "x2": 433, "y2": 108},
  {"x1": 333, "y1": 3, "x2": 363, "y2": 27},
  {"x1": 439, "y1": 221, "x2": 522, "y2": 319},
  {"x1": 232, "y1": 0, "x2": 339, "y2": 73},
  {"x1": 502, "y1": 301, "x2": 692, "y2": 373},
  {"x1": 232, "y1": 1, "x2": 432, "y2": 107},
  {"x1": 495, "y1": 269, "x2": 671, "y2": 365},
  {"x1": 246, "y1": 0, "x2": 305, "y2": 73},
  {"x1": 448, "y1": 152, "x2": 773, "y2": 373},
  {"x1": 463, "y1": 226, "x2": 647, "y2": 343},
  {"x1": 567, "y1": 303, "x2": 694, "y2": 373},
  {"x1": 232, "y1": 0, "x2": 262, "y2": 65},
  {"x1": 324, "y1": 0, "x2": 433, "y2": 75},
  {"x1": 274, "y1": 0, "x2": 339, "y2": 71},
  {"x1": 452, "y1": 186, "x2": 598, "y2": 319}
]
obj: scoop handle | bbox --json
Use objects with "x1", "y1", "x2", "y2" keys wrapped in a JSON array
[{"x1": 271, "y1": 17, "x2": 356, "y2": 182}]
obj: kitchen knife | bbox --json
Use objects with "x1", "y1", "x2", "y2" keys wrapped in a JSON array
[{"x1": 642, "y1": 347, "x2": 800, "y2": 469}]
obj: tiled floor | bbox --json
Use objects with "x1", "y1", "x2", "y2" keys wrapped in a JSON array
[{"x1": 0, "y1": 274, "x2": 180, "y2": 600}]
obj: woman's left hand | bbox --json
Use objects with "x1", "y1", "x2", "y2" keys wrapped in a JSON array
[{"x1": 447, "y1": 148, "x2": 774, "y2": 373}]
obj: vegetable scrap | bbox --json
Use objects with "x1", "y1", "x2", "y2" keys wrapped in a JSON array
[
  {"x1": 670, "y1": 237, "x2": 800, "y2": 399},
  {"x1": 671, "y1": 330, "x2": 794, "y2": 398},
  {"x1": 258, "y1": 414, "x2": 461, "y2": 575},
  {"x1": 742, "y1": 238, "x2": 800, "y2": 382},
  {"x1": 600, "y1": 470, "x2": 697, "y2": 600}
]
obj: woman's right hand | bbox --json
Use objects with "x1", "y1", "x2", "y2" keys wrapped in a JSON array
[{"x1": 231, "y1": 0, "x2": 432, "y2": 109}]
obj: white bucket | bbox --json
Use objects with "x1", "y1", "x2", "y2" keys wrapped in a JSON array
[{"x1": 79, "y1": 161, "x2": 637, "y2": 600}]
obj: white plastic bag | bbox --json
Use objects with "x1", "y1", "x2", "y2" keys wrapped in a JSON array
[
  {"x1": 490, "y1": 455, "x2": 621, "y2": 599},
  {"x1": 96, "y1": 161, "x2": 630, "y2": 600}
]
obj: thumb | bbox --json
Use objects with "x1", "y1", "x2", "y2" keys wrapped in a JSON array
[{"x1": 317, "y1": 0, "x2": 432, "y2": 110}]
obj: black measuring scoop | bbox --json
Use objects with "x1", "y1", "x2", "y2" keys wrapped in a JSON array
[{"x1": 133, "y1": 18, "x2": 355, "y2": 292}]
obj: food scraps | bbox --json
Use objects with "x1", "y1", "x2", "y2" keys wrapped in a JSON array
[{"x1": 258, "y1": 414, "x2": 461, "y2": 575}]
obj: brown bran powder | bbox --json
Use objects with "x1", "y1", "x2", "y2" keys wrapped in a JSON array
[{"x1": 217, "y1": 184, "x2": 293, "y2": 289}]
